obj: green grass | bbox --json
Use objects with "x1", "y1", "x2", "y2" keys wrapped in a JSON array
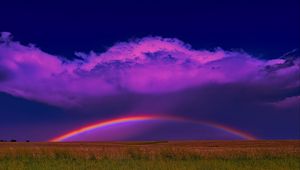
[{"x1": 0, "y1": 140, "x2": 299, "y2": 170}]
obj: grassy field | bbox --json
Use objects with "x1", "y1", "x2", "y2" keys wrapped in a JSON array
[{"x1": 0, "y1": 140, "x2": 299, "y2": 170}]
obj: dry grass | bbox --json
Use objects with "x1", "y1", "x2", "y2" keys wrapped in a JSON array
[{"x1": 0, "y1": 140, "x2": 299, "y2": 169}]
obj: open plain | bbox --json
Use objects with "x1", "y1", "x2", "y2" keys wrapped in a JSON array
[{"x1": 0, "y1": 140, "x2": 299, "y2": 170}]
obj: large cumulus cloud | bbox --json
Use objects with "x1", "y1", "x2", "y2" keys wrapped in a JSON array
[{"x1": 1, "y1": 32, "x2": 298, "y2": 109}]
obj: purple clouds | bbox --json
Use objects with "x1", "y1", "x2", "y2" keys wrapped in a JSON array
[
  {"x1": 0, "y1": 32, "x2": 299, "y2": 109},
  {"x1": 0, "y1": 32, "x2": 299, "y2": 140}
]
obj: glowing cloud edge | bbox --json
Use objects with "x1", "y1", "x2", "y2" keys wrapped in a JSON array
[{"x1": 49, "y1": 115, "x2": 256, "y2": 142}]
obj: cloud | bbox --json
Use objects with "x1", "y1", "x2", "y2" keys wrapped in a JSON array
[
  {"x1": 0, "y1": 32, "x2": 299, "y2": 139},
  {"x1": 271, "y1": 95, "x2": 300, "y2": 109},
  {"x1": 0, "y1": 32, "x2": 12, "y2": 43},
  {"x1": 0, "y1": 33, "x2": 299, "y2": 109}
]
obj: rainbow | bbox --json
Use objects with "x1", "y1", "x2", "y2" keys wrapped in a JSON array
[{"x1": 50, "y1": 115, "x2": 256, "y2": 142}]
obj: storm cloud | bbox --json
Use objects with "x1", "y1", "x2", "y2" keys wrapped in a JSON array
[{"x1": 1, "y1": 32, "x2": 298, "y2": 109}]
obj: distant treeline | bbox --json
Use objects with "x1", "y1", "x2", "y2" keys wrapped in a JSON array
[{"x1": 0, "y1": 140, "x2": 30, "y2": 142}]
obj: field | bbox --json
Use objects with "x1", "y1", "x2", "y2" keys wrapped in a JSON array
[{"x1": 0, "y1": 140, "x2": 299, "y2": 170}]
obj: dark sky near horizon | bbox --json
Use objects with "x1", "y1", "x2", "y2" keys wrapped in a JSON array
[{"x1": 0, "y1": 0, "x2": 299, "y2": 141}]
